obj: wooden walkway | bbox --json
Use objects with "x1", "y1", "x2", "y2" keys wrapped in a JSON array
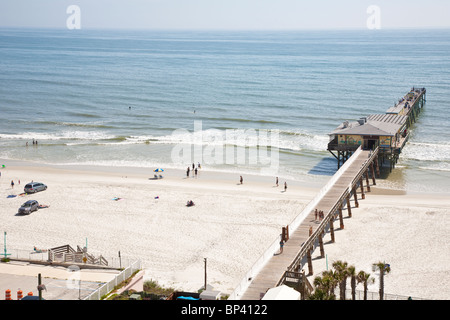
[{"x1": 239, "y1": 148, "x2": 378, "y2": 300}]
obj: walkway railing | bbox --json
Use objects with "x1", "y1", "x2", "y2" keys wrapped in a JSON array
[
  {"x1": 287, "y1": 147, "x2": 379, "y2": 274},
  {"x1": 7, "y1": 248, "x2": 136, "y2": 270},
  {"x1": 341, "y1": 288, "x2": 427, "y2": 300},
  {"x1": 229, "y1": 147, "x2": 365, "y2": 300}
]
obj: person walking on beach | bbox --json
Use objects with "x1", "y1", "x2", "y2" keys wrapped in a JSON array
[
  {"x1": 240, "y1": 176, "x2": 243, "y2": 184},
  {"x1": 315, "y1": 209, "x2": 318, "y2": 221},
  {"x1": 186, "y1": 167, "x2": 190, "y2": 177},
  {"x1": 11, "y1": 180, "x2": 14, "y2": 188},
  {"x1": 276, "y1": 177, "x2": 278, "y2": 187},
  {"x1": 194, "y1": 167, "x2": 198, "y2": 177},
  {"x1": 284, "y1": 182, "x2": 287, "y2": 192}
]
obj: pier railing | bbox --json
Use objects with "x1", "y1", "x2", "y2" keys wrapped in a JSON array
[
  {"x1": 228, "y1": 235, "x2": 281, "y2": 300},
  {"x1": 350, "y1": 147, "x2": 379, "y2": 187},
  {"x1": 229, "y1": 146, "x2": 365, "y2": 300},
  {"x1": 288, "y1": 146, "x2": 363, "y2": 232},
  {"x1": 284, "y1": 147, "x2": 379, "y2": 275}
]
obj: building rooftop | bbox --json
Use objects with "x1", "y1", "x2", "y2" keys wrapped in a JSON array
[{"x1": 329, "y1": 114, "x2": 408, "y2": 137}]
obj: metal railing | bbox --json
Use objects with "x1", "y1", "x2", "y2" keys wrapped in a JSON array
[
  {"x1": 7, "y1": 248, "x2": 135, "y2": 270},
  {"x1": 340, "y1": 288, "x2": 427, "y2": 300}
]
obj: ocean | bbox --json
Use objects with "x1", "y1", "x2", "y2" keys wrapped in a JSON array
[{"x1": 1, "y1": 28, "x2": 450, "y2": 192}]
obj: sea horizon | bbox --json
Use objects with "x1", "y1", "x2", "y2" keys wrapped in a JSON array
[{"x1": 1, "y1": 27, "x2": 450, "y2": 193}]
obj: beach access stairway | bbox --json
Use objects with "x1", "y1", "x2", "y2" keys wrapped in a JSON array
[
  {"x1": 234, "y1": 147, "x2": 377, "y2": 300},
  {"x1": 48, "y1": 244, "x2": 108, "y2": 266}
]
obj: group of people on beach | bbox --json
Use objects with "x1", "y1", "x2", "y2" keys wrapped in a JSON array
[
  {"x1": 240, "y1": 175, "x2": 287, "y2": 192},
  {"x1": 276, "y1": 177, "x2": 287, "y2": 192},
  {"x1": 186, "y1": 200, "x2": 195, "y2": 207},
  {"x1": 186, "y1": 162, "x2": 201, "y2": 178}
]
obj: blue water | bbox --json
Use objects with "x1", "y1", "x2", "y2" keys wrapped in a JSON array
[{"x1": 1, "y1": 28, "x2": 450, "y2": 192}]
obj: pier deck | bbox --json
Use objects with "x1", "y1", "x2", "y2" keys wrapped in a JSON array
[
  {"x1": 239, "y1": 148, "x2": 377, "y2": 300},
  {"x1": 232, "y1": 88, "x2": 425, "y2": 300}
]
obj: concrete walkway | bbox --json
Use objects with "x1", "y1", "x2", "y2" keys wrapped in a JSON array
[{"x1": 0, "y1": 261, "x2": 120, "y2": 300}]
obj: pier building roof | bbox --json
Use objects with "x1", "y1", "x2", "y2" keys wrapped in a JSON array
[{"x1": 329, "y1": 114, "x2": 407, "y2": 137}]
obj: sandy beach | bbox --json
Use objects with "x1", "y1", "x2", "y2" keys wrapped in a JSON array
[
  {"x1": 1, "y1": 160, "x2": 449, "y2": 299},
  {"x1": 308, "y1": 190, "x2": 450, "y2": 300},
  {"x1": 0, "y1": 160, "x2": 315, "y2": 296}
]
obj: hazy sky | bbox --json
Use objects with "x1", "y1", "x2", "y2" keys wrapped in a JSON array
[{"x1": 0, "y1": 0, "x2": 449, "y2": 30}]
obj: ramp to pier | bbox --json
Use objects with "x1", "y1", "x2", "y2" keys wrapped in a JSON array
[{"x1": 232, "y1": 147, "x2": 377, "y2": 300}]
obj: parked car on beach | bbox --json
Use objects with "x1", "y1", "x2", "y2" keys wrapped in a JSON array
[
  {"x1": 18, "y1": 200, "x2": 39, "y2": 215},
  {"x1": 24, "y1": 182, "x2": 47, "y2": 194}
]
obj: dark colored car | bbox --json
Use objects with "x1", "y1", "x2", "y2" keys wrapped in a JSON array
[
  {"x1": 18, "y1": 200, "x2": 39, "y2": 215},
  {"x1": 24, "y1": 182, "x2": 47, "y2": 194}
]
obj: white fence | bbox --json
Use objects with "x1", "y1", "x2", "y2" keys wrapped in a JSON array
[
  {"x1": 84, "y1": 259, "x2": 142, "y2": 300},
  {"x1": 228, "y1": 147, "x2": 363, "y2": 300},
  {"x1": 7, "y1": 248, "x2": 136, "y2": 269},
  {"x1": 342, "y1": 289, "x2": 427, "y2": 300}
]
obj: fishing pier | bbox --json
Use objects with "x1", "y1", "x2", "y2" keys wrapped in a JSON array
[{"x1": 230, "y1": 88, "x2": 425, "y2": 300}]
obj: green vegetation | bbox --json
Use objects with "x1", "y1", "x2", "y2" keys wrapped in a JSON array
[
  {"x1": 308, "y1": 260, "x2": 389, "y2": 300},
  {"x1": 143, "y1": 279, "x2": 176, "y2": 296},
  {"x1": 107, "y1": 278, "x2": 176, "y2": 300}
]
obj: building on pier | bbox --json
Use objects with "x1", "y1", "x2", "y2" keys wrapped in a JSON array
[
  {"x1": 234, "y1": 88, "x2": 427, "y2": 300},
  {"x1": 327, "y1": 87, "x2": 426, "y2": 170}
]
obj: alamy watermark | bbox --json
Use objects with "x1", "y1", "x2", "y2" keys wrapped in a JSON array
[
  {"x1": 65, "y1": 265, "x2": 81, "y2": 289},
  {"x1": 367, "y1": 5, "x2": 381, "y2": 30},
  {"x1": 170, "y1": 121, "x2": 280, "y2": 175},
  {"x1": 64, "y1": 5, "x2": 380, "y2": 31},
  {"x1": 66, "y1": 5, "x2": 81, "y2": 30}
]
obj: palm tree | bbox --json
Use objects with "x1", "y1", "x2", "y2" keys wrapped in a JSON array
[
  {"x1": 310, "y1": 276, "x2": 329, "y2": 300},
  {"x1": 348, "y1": 265, "x2": 357, "y2": 300},
  {"x1": 374, "y1": 262, "x2": 391, "y2": 300},
  {"x1": 332, "y1": 260, "x2": 349, "y2": 300},
  {"x1": 357, "y1": 270, "x2": 374, "y2": 300},
  {"x1": 321, "y1": 270, "x2": 339, "y2": 298},
  {"x1": 308, "y1": 288, "x2": 329, "y2": 300}
]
